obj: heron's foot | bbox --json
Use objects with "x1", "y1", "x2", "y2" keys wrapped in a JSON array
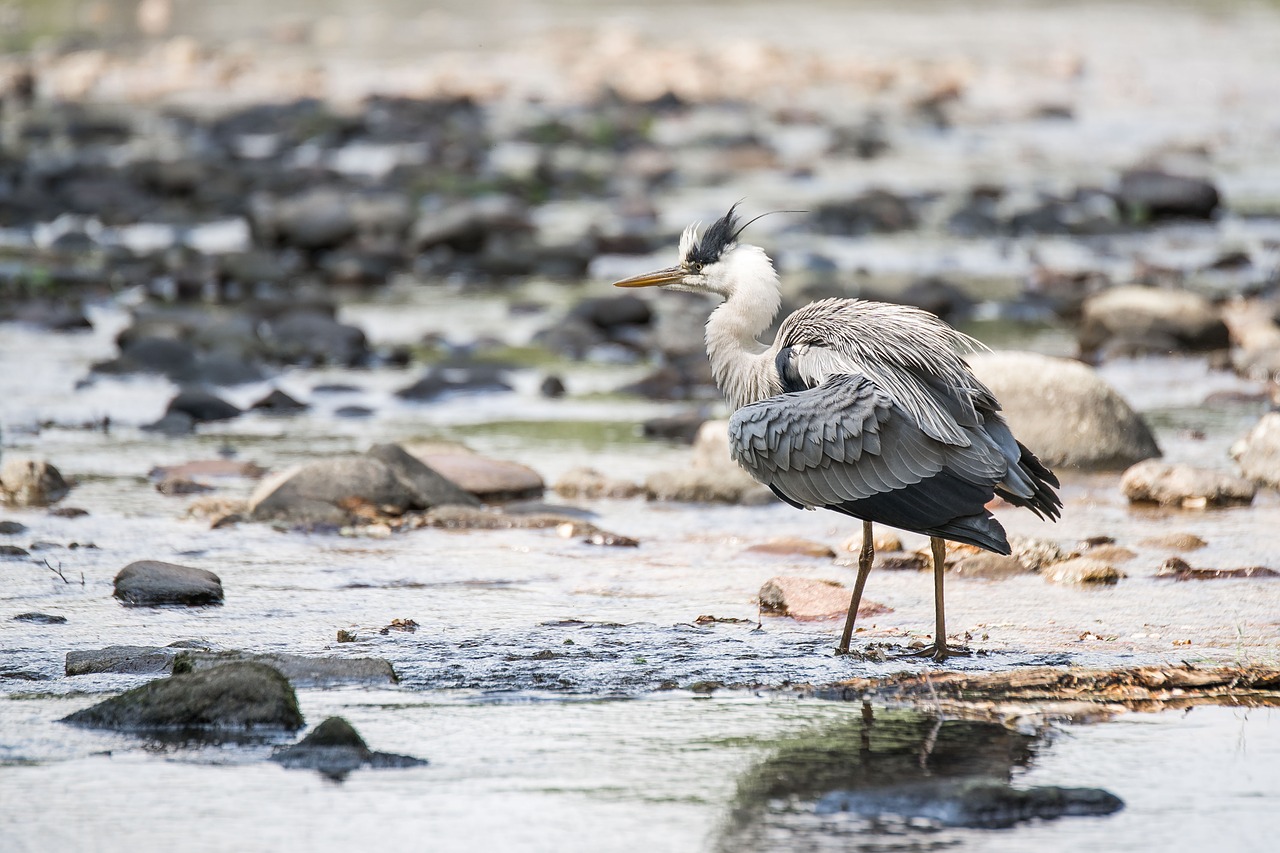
[{"x1": 895, "y1": 642, "x2": 972, "y2": 663}]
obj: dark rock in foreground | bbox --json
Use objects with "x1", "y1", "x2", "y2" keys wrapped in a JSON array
[
  {"x1": 66, "y1": 643, "x2": 205, "y2": 676},
  {"x1": 13, "y1": 612, "x2": 68, "y2": 624},
  {"x1": 271, "y1": 716, "x2": 427, "y2": 779},
  {"x1": 165, "y1": 390, "x2": 243, "y2": 423},
  {"x1": 113, "y1": 560, "x2": 224, "y2": 607},
  {"x1": 61, "y1": 662, "x2": 304, "y2": 732},
  {"x1": 815, "y1": 778, "x2": 1124, "y2": 828}
]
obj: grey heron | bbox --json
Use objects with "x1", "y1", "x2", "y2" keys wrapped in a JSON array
[{"x1": 614, "y1": 205, "x2": 1061, "y2": 661}]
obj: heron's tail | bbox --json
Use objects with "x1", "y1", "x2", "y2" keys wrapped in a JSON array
[
  {"x1": 925, "y1": 512, "x2": 1011, "y2": 555},
  {"x1": 995, "y1": 440, "x2": 1062, "y2": 522}
]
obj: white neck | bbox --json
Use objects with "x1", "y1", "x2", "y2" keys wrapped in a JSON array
[{"x1": 703, "y1": 245, "x2": 783, "y2": 411}]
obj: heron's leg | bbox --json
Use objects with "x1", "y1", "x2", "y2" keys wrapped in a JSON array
[
  {"x1": 836, "y1": 520, "x2": 875, "y2": 655},
  {"x1": 897, "y1": 536, "x2": 971, "y2": 662}
]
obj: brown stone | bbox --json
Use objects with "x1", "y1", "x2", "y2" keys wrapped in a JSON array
[
  {"x1": 1120, "y1": 459, "x2": 1255, "y2": 508},
  {"x1": 745, "y1": 537, "x2": 836, "y2": 559},
  {"x1": 759, "y1": 576, "x2": 891, "y2": 621},
  {"x1": 1043, "y1": 558, "x2": 1124, "y2": 585},
  {"x1": 951, "y1": 553, "x2": 1032, "y2": 579},
  {"x1": 1156, "y1": 557, "x2": 1279, "y2": 581},
  {"x1": 1084, "y1": 544, "x2": 1137, "y2": 563},
  {"x1": 1140, "y1": 532, "x2": 1207, "y2": 551}
]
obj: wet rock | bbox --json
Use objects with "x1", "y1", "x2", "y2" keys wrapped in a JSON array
[
  {"x1": 366, "y1": 443, "x2": 481, "y2": 509},
  {"x1": 424, "y1": 504, "x2": 592, "y2": 532},
  {"x1": 93, "y1": 336, "x2": 197, "y2": 380},
  {"x1": 114, "y1": 560, "x2": 224, "y2": 606},
  {"x1": 254, "y1": 188, "x2": 356, "y2": 249},
  {"x1": 967, "y1": 351, "x2": 1160, "y2": 470},
  {"x1": 410, "y1": 195, "x2": 529, "y2": 253},
  {"x1": 0, "y1": 520, "x2": 27, "y2": 534},
  {"x1": 405, "y1": 448, "x2": 544, "y2": 501},
  {"x1": 395, "y1": 364, "x2": 513, "y2": 401},
  {"x1": 951, "y1": 553, "x2": 1031, "y2": 579},
  {"x1": 745, "y1": 538, "x2": 836, "y2": 559},
  {"x1": 539, "y1": 375, "x2": 567, "y2": 398},
  {"x1": 271, "y1": 717, "x2": 427, "y2": 779},
  {"x1": 552, "y1": 467, "x2": 644, "y2": 500},
  {"x1": 644, "y1": 468, "x2": 774, "y2": 505},
  {"x1": 1156, "y1": 557, "x2": 1279, "y2": 581},
  {"x1": 570, "y1": 294, "x2": 653, "y2": 331},
  {"x1": 335, "y1": 405, "x2": 374, "y2": 418},
  {"x1": 815, "y1": 778, "x2": 1124, "y2": 829},
  {"x1": 811, "y1": 190, "x2": 917, "y2": 235},
  {"x1": 250, "y1": 388, "x2": 309, "y2": 413},
  {"x1": 259, "y1": 311, "x2": 369, "y2": 366},
  {"x1": 1231, "y1": 413, "x2": 1280, "y2": 489},
  {"x1": 13, "y1": 612, "x2": 67, "y2": 624},
  {"x1": 174, "y1": 651, "x2": 397, "y2": 688},
  {"x1": 1117, "y1": 168, "x2": 1220, "y2": 221},
  {"x1": 1120, "y1": 460, "x2": 1255, "y2": 508},
  {"x1": 156, "y1": 477, "x2": 214, "y2": 496},
  {"x1": 66, "y1": 644, "x2": 197, "y2": 676},
  {"x1": 1082, "y1": 544, "x2": 1137, "y2": 564},
  {"x1": 165, "y1": 390, "x2": 242, "y2": 423},
  {"x1": 759, "y1": 576, "x2": 891, "y2": 621},
  {"x1": 5, "y1": 299, "x2": 93, "y2": 331},
  {"x1": 248, "y1": 456, "x2": 420, "y2": 524},
  {"x1": 0, "y1": 544, "x2": 31, "y2": 558},
  {"x1": 642, "y1": 413, "x2": 707, "y2": 443},
  {"x1": 149, "y1": 460, "x2": 267, "y2": 481},
  {"x1": 1140, "y1": 532, "x2": 1207, "y2": 551},
  {"x1": 1042, "y1": 558, "x2": 1124, "y2": 585},
  {"x1": 842, "y1": 529, "x2": 905, "y2": 555},
  {"x1": 1079, "y1": 286, "x2": 1228, "y2": 358},
  {"x1": 1, "y1": 458, "x2": 70, "y2": 507},
  {"x1": 61, "y1": 662, "x2": 304, "y2": 732},
  {"x1": 141, "y1": 411, "x2": 196, "y2": 436},
  {"x1": 1009, "y1": 536, "x2": 1070, "y2": 571}
]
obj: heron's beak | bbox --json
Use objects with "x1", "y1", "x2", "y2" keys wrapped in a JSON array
[{"x1": 612, "y1": 266, "x2": 684, "y2": 288}]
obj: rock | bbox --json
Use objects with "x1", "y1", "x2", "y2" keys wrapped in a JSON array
[
  {"x1": 258, "y1": 188, "x2": 356, "y2": 249},
  {"x1": 13, "y1": 612, "x2": 67, "y2": 624},
  {"x1": 156, "y1": 477, "x2": 214, "y2": 496},
  {"x1": 553, "y1": 467, "x2": 644, "y2": 500},
  {"x1": 967, "y1": 351, "x2": 1160, "y2": 470},
  {"x1": 248, "y1": 456, "x2": 420, "y2": 524},
  {"x1": 745, "y1": 537, "x2": 836, "y2": 559},
  {"x1": 395, "y1": 364, "x2": 513, "y2": 401},
  {"x1": 644, "y1": 468, "x2": 774, "y2": 505},
  {"x1": 149, "y1": 460, "x2": 267, "y2": 480},
  {"x1": 951, "y1": 553, "x2": 1031, "y2": 579},
  {"x1": 173, "y1": 651, "x2": 397, "y2": 687},
  {"x1": 1156, "y1": 557, "x2": 1279, "y2": 581},
  {"x1": 642, "y1": 413, "x2": 707, "y2": 444},
  {"x1": 405, "y1": 448, "x2": 544, "y2": 501},
  {"x1": 0, "y1": 520, "x2": 27, "y2": 534},
  {"x1": 1008, "y1": 536, "x2": 1071, "y2": 571},
  {"x1": 1231, "y1": 413, "x2": 1280, "y2": 489},
  {"x1": 114, "y1": 560, "x2": 224, "y2": 606},
  {"x1": 1079, "y1": 286, "x2": 1228, "y2": 358},
  {"x1": 365, "y1": 443, "x2": 480, "y2": 508},
  {"x1": 66, "y1": 644, "x2": 196, "y2": 676},
  {"x1": 1120, "y1": 460, "x2": 1255, "y2": 508},
  {"x1": 61, "y1": 662, "x2": 304, "y2": 732},
  {"x1": 842, "y1": 529, "x2": 905, "y2": 554},
  {"x1": 0, "y1": 544, "x2": 31, "y2": 558},
  {"x1": 759, "y1": 576, "x2": 891, "y2": 621},
  {"x1": 815, "y1": 778, "x2": 1123, "y2": 829},
  {"x1": 271, "y1": 716, "x2": 427, "y2": 779},
  {"x1": 1, "y1": 458, "x2": 70, "y2": 506},
  {"x1": 335, "y1": 405, "x2": 374, "y2": 418},
  {"x1": 165, "y1": 389, "x2": 242, "y2": 422},
  {"x1": 1117, "y1": 169, "x2": 1220, "y2": 221},
  {"x1": 1082, "y1": 544, "x2": 1137, "y2": 564},
  {"x1": 251, "y1": 388, "x2": 309, "y2": 413},
  {"x1": 410, "y1": 195, "x2": 529, "y2": 253},
  {"x1": 569, "y1": 294, "x2": 653, "y2": 330},
  {"x1": 1140, "y1": 532, "x2": 1207, "y2": 551},
  {"x1": 540, "y1": 375, "x2": 567, "y2": 398},
  {"x1": 811, "y1": 190, "x2": 917, "y2": 235},
  {"x1": 141, "y1": 411, "x2": 196, "y2": 436},
  {"x1": 93, "y1": 335, "x2": 197, "y2": 379},
  {"x1": 259, "y1": 311, "x2": 369, "y2": 367},
  {"x1": 1042, "y1": 558, "x2": 1124, "y2": 585}
]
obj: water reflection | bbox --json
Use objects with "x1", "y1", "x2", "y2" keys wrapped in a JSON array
[{"x1": 719, "y1": 704, "x2": 1121, "y2": 850}]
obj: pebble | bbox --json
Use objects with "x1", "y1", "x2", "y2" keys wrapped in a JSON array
[
  {"x1": 950, "y1": 553, "x2": 1032, "y2": 579},
  {"x1": 0, "y1": 458, "x2": 71, "y2": 507},
  {"x1": 1120, "y1": 460, "x2": 1255, "y2": 508},
  {"x1": 1139, "y1": 532, "x2": 1207, "y2": 551},
  {"x1": 758, "y1": 576, "x2": 891, "y2": 621},
  {"x1": 553, "y1": 468, "x2": 644, "y2": 500},
  {"x1": 1042, "y1": 558, "x2": 1125, "y2": 586},
  {"x1": 1156, "y1": 557, "x2": 1279, "y2": 581},
  {"x1": 271, "y1": 716, "x2": 427, "y2": 779},
  {"x1": 13, "y1": 612, "x2": 67, "y2": 624},
  {"x1": 745, "y1": 537, "x2": 837, "y2": 559},
  {"x1": 113, "y1": 560, "x2": 224, "y2": 606}
]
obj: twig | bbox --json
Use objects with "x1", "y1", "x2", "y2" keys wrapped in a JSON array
[{"x1": 43, "y1": 559, "x2": 84, "y2": 585}]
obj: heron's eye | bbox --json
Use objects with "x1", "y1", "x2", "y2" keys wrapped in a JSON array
[{"x1": 689, "y1": 262, "x2": 704, "y2": 273}]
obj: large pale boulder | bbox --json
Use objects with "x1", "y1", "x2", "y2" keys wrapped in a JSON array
[
  {"x1": 967, "y1": 351, "x2": 1160, "y2": 470},
  {"x1": 1078, "y1": 286, "x2": 1228, "y2": 357},
  {"x1": 1231, "y1": 413, "x2": 1280, "y2": 489}
]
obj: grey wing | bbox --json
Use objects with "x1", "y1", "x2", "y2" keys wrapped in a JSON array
[{"x1": 728, "y1": 373, "x2": 1013, "y2": 552}]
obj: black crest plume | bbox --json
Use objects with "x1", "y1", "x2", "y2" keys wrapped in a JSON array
[{"x1": 687, "y1": 203, "x2": 742, "y2": 266}]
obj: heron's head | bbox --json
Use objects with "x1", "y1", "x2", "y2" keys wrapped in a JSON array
[{"x1": 613, "y1": 203, "x2": 769, "y2": 298}]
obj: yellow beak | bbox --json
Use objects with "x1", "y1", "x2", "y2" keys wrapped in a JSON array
[{"x1": 612, "y1": 266, "x2": 684, "y2": 288}]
